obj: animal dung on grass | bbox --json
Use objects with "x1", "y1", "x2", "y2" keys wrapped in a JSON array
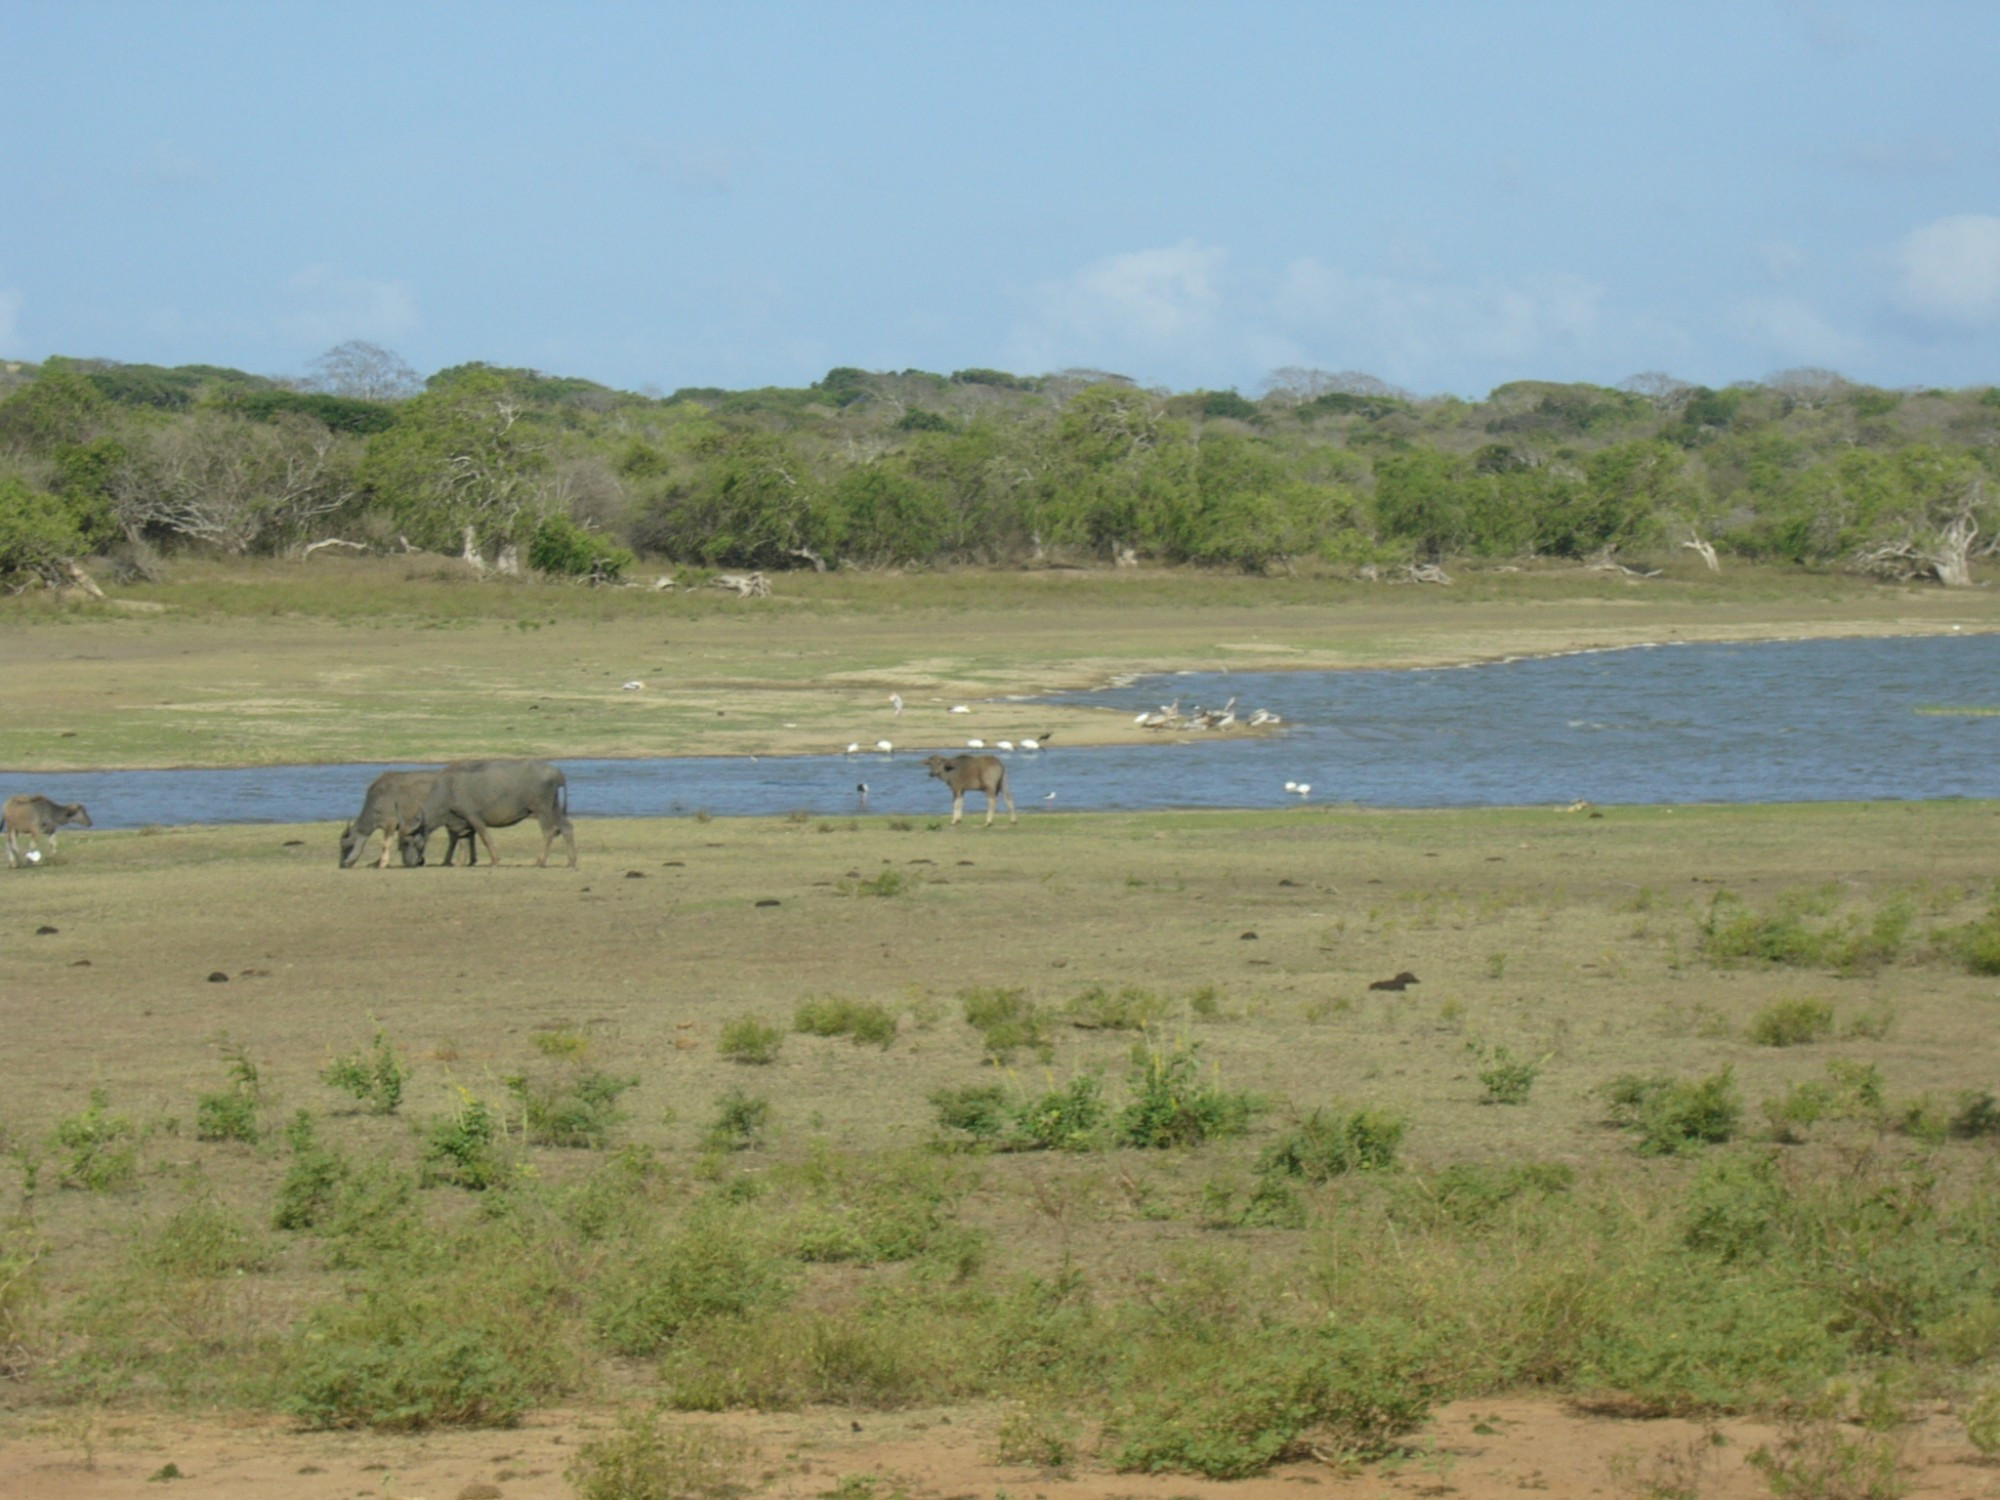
[{"x1": 1368, "y1": 971, "x2": 1420, "y2": 992}]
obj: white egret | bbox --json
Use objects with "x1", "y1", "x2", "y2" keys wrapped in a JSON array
[
  {"x1": 889, "y1": 693, "x2": 904, "y2": 716},
  {"x1": 967, "y1": 738, "x2": 985, "y2": 748},
  {"x1": 876, "y1": 739, "x2": 894, "y2": 754}
]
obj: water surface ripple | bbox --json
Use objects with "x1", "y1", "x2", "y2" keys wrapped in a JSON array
[{"x1": 7, "y1": 635, "x2": 1997, "y2": 830}]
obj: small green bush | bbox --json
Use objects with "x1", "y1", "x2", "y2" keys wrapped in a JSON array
[
  {"x1": 273, "y1": 1111, "x2": 349, "y2": 1231},
  {"x1": 194, "y1": 1041, "x2": 263, "y2": 1143},
  {"x1": 1119, "y1": 1039, "x2": 1258, "y2": 1149},
  {"x1": 960, "y1": 987, "x2": 1051, "y2": 1062},
  {"x1": 1394, "y1": 1160, "x2": 1573, "y2": 1229},
  {"x1": 590, "y1": 1211, "x2": 795, "y2": 1356},
  {"x1": 1947, "y1": 900, "x2": 2000, "y2": 975},
  {"x1": 567, "y1": 1406, "x2": 749, "y2": 1500},
  {"x1": 527, "y1": 512, "x2": 635, "y2": 581},
  {"x1": 703, "y1": 1088, "x2": 770, "y2": 1152},
  {"x1": 52, "y1": 1088, "x2": 138, "y2": 1191},
  {"x1": 928, "y1": 1076, "x2": 1107, "y2": 1152},
  {"x1": 1011, "y1": 1074, "x2": 1110, "y2": 1152},
  {"x1": 1748, "y1": 997, "x2": 1835, "y2": 1047},
  {"x1": 1110, "y1": 1324, "x2": 1435, "y2": 1476},
  {"x1": 504, "y1": 1067, "x2": 638, "y2": 1148},
  {"x1": 1468, "y1": 1039, "x2": 1542, "y2": 1104},
  {"x1": 421, "y1": 1092, "x2": 510, "y2": 1189},
  {"x1": 794, "y1": 997, "x2": 897, "y2": 1048},
  {"x1": 1604, "y1": 1068, "x2": 1740, "y2": 1155},
  {"x1": 1747, "y1": 1419, "x2": 1908, "y2": 1500},
  {"x1": 285, "y1": 1298, "x2": 542, "y2": 1431},
  {"x1": 718, "y1": 1015, "x2": 785, "y2": 1064},
  {"x1": 1701, "y1": 890, "x2": 1910, "y2": 975},
  {"x1": 321, "y1": 1030, "x2": 410, "y2": 1114},
  {"x1": 1257, "y1": 1106, "x2": 1407, "y2": 1182}
]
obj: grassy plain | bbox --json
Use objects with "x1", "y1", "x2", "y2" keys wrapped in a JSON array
[
  {"x1": 4, "y1": 561, "x2": 2000, "y2": 1496},
  {"x1": 3, "y1": 554, "x2": 1998, "y2": 769}
]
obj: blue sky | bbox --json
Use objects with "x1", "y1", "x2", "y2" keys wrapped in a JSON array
[{"x1": 3, "y1": 2, "x2": 1996, "y2": 398}]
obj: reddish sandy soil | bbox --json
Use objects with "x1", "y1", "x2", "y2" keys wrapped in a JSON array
[{"x1": 3, "y1": 1398, "x2": 1995, "y2": 1500}]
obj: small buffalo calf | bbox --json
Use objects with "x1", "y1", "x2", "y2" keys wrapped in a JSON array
[
  {"x1": 4, "y1": 794, "x2": 92, "y2": 867},
  {"x1": 923, "y1": 754, "x2": 1016, "y2": 827}
]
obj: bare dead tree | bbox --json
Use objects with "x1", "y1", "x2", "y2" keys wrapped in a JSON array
[
  {"x1": 1852, "y1": 477, "x2": 1988, "y2": 587},
  {"x1": 306, "y1": 341, "x2": 422, "y2": 401}
]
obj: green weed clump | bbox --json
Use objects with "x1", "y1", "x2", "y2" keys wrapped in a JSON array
[
  {"x1": 321, "y1": 1030, "x2": 410, "y2": 1114},
  {"x1": 504, "y1": 1067, "x2": 638, "y2": 1149},
  {"x1": 1763, "y1": 1060, "x2": 1884, "y2": 1142},
  {"x1": 1701, "y1": 889, "x2": 1911, "y2": 975},
  {"x1": 1604, "y1": 1068, "x2": 1741, "y2": 1155},
  {"x1": 929, "y1": 1076, "x2": 1108, "y2": 1152},
  {"x1": 703, "y1": 1089, "x2": 770, "y2": 1152},
  {"x1": 1896, "y1": 1088, "x2": 2000, "y2": 1145},
  {"x1": 1108, "y1": 1324, "x2": 1436, "y2": 1477},
  {"x1": 52, "y1": 1088, "x2": 138, "y2": 1191},
  {"x1": 1467, "y1": 1039, "x2": 1543, "y2": 1104},
  {"x1": 1944, "y1": 899, "x2": 2000, "y2": 975},
  {"x1": 1748, "y1": 997, "x2": 1835, "y2": 1048},
  {"x1": 194, "y1": 1042, "x2": 264, "y2": 1144},
  {"x1": 718, "y1": 1015, "x2": 785, "y2": 1064},
  {"x1": 1257, "y1": 1107, "x2": 1407, "y2": 1182},
  {"x1": 793, "y1": 996, "x2": 898, "y2": 1048},
  {"x1": 1119, "y1": 1039, "x2": 1259, "y2": 1149},
  {"x1": 567, "y1": 1406, "x2": 749, "y2": 1500},
  {"x1": 590, "y1": 1210, "x2": 795, "y2": 1357},
  {"x1": 421, "y1": 1092, "x2": 511, "y2": 1189},
  {"x1": 960, "y1": 987, "x2": 1052, "y2": 1062},
  {"x1": 272, "y1": 1111, "x2": 348, "y2": 1231}
]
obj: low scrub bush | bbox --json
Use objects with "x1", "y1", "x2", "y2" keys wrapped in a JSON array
[
  {"x1": 504, "y1": 1067, "x2": 637, "y2": 1149},
  {"x1": 1257, "y1": 1106, "x2": 1406, "y2": 1182},
  {"x1": 929, "y1": 1076, "x2": 1108, "y2": 1152},
  {"x1": 273, "y1": 1110, "x2": 349, "y2": 1231},
  {"x1": 1467, "y1": 1039, "x2": 1542, "y2": 1104},
  {"x1": 52, "y1": 1088, "x2": 139, "y2": 1191},
  {"x1": 193, "y1": 1039, "x2": 264, "y2": 1143},
  {"x1": 421, "y1": 1091, "x2": 511, "y2": 1189},
  {"x1": 1763, "y1": 1060, "x2": 1883, "y2": 1142},
  {"x1": 590, "y1": 1209, "x2": 795, "y2": 1356},
  {"x1": 1897, "y1": 1088, "x2": 2000, "y2": 1144},
  {"x1": 703, "y1": 1088, "x2": 770, "y2": 1151},
  {"x1": 794, "y1": 996, "x2": 897, "y2": 1048},
  {"x1": 568, "y1": 1406, "x2": 749, "y2": 1500},
  {"x1": 321, "y1": 1030, "x2": 410, "y2": 1114},
  {"x1": 718, "y1": 1015, "x2": 785, "y2": 1064},
  {"x1": 1603, "y1": 1068, "x2": 1740, "y2": 1155},
  {"x1": 1701, "y1": 890, "x2": 1910, "y2": 975},
  {"x1": 1389, "y1": 1160, "x2": 1573, "y2": 1230},
  {"x1": 960, "y1": 987, "x2": 1051, "y2": 1061},
  {"x1": 1747, "y1": 1418, "x2": 1908, "y2": 1500},
  {"x1": 1944, "y1": 898, "x2": 2000, "y2": 975},
  {"x1": 1748, "y1": 997, "x2": 1835, "y2": 1047},
  {"x1": 1119, "y1": 1039, "x2": 1259, "y2": 1149},
  {"x1": 1109, "y1": 1323, "x2": 1436, "y2": 1477}
]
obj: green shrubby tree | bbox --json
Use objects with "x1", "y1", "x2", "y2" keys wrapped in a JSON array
[
  {"x1": 357, "y1": 367, "x2": 550, "y2": 556},
  {"x1": 0, "y1": 475, "x2": 88, "y2": 583}
]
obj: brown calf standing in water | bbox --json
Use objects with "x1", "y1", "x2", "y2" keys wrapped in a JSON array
[{"x1": 923, "y1": 754, "x2": 1016, "y2": 827}]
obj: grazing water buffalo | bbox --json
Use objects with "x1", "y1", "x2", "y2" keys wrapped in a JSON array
[
  {"x1": 409, "y1": 758, "x2": 576, "y2": 867},
  {"x1": 339, "y1": 771, "x2": 476, "y2": 869},
  {"x1": 923, "y1": 753, "x2": 1015, "y2": 827},
  {"x1": 4, "y1": 795, "x2": 92, "y2": 867}
]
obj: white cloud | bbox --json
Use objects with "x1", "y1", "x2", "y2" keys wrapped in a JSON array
[
  {"x1": 1273, "y1": 260, "x2": 1607, "y2": 377},
  {"x1": 630, "y1": 139, "x2": 749, "y2": 191},
  {"x1": 275, "y1": 265, "x2": 419, "y2": 347},
  {"x1": 1893, "y1": 214, "x2": 2000, "y2": 326},
  {"x1": 1007, "y1": 242, "x2": 1225, "y2": 373},
  {"x1": 136, "y1": 142, "x2": 215, "y2": 188},
  {"x1": 1757, "y1": 240, "x2": 1808, "y2": 282},
  {"x1": 1728, "y1": 295, "x2": 1860, "y2": 365}
]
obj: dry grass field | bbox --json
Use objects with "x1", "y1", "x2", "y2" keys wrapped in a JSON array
[{"x1": 3, "y1": 563, "x2": 2000, "y2": 1498}]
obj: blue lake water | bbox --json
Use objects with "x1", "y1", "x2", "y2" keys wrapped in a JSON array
[{"x1": 6, "y1": 634, "x2": 1998, "y2": 830}]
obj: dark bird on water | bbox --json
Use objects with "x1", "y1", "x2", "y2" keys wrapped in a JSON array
[{"x1": 1368, "y1": 971, "x2": 1420, "y2": 992}]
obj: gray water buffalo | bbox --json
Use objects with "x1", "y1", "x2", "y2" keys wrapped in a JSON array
[
  {"x1": 4, "y1": 794, "x2": 92, "y2": 867},
  {"x1": 408, "y1": 758, "x2": 576, "y2": 867},
  {"x1": 923, "y1": 753, "x2": 1015, "y2": 827},
  {"x1": 339, "y1": 771, "x2": 476, "y2": 869}
]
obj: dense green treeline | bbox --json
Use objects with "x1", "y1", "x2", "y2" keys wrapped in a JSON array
[{"x1": 1, "y1": 346, "x2": 1995, "y2": 585}]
